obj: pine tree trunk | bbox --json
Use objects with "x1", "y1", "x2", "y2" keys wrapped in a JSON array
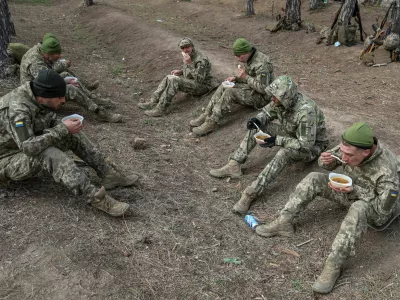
[
  {"x1": 310, "y1": 0, "x2": 324, "y2": 10},
  {"x1": 85, "y1": 0, "x2": 94, "y2": 6},
  {"x1": 285, "y1": 0, "x2": 301, "y2": 30},
  {"x1": 391, "y1": 0, "x2": 400, "y2": 34},
  {"x1": 246, "y1": 0, "x2": 255, "y2": 16},
  {"x1": 0, "y1": 0, "x2": 16, "y2": 77},
  {"x1": 338, "y1": 0, "x2": 357, "y2": 24}
]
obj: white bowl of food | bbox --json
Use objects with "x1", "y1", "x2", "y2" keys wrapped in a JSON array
[
  {"x1": 254, "y1": 130, "x2": 271, "y2": 145},
  {"x1": 329, "y1": 173, "x2": 352, "y2": 188},
  {"x1": 222, "y1": 80, "x2": 235, "y2": 88},
  {"x1": 62, "y1": 114, "x2": 84, "y2": 124}
]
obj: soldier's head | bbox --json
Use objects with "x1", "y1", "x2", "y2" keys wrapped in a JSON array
[
  {"x1": 31, "y1": 69, "x2": 66, "y2": 110},
  {"x1": 41, "y1": 33, "x2": 62, "y2": 63},
  {"x1": 232, "y1": 38, "x2": 253, "y2": 63},
  {"x1": 179, "y1": 37, "x2": 194, "y2": 55},
  {"x1": 340, "y1": 122, "x2": 376, "y2": 166},
  {"x1": 265, "y1": 75, "x2": 298, "y2": 109}
]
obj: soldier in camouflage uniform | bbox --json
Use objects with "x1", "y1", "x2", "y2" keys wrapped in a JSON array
[
  {"x1": 0, "y1": 69, "x2": 139, "y2": 216},
  {"x1": 138, "y1": 37, "x2": 213, "y2": 117},
  {"x1": 255, "y1": 122, "x2": 400, "y2": 294},
  {"x1": 20, "y1": 33, "x2": 121, "y2": 123},
  {"x1": 210, "y1": 76, "x2": 328, "y2": 214},
  {"x1": 190, "y1": 38, "x2": 274, "y2": 136}
]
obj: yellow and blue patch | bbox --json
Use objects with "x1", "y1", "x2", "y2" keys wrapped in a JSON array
[
  {"x1": 15, "y1": 121, "x2": 24, "y2": 128},
  {"x1": 390, "y1": 190, "x2": 398, "y2": 197}
]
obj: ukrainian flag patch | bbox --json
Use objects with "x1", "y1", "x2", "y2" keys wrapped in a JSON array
[
  {"x1": 15, "y1": 121, "x2": 24, "y2": 128},
  {"x1": 390, "y1": 190, "x2": 398, "y2": 197}
]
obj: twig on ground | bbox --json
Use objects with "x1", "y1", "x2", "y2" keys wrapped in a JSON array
[{"x1": 296, "y1": 238, "x2": 314, "y2": 247}]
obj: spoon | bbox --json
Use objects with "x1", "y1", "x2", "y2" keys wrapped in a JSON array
[{"x1": 331, "y1": 154, "x2": 345, "y2": 164}]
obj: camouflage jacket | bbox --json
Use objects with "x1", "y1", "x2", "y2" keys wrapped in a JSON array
[
  {"x1": 235, "y1": 48, "x2": 274, "y2": 98},
  {"x1": 181, "y1": 49, "x2": 213, "y2": 87},
  {"x1": 256, "y1": 93, "x2": 328, "y2": 151},
  {"x1": 20, "y1": 44, "x2": 69, "y2": 83},
  {"x1": 0, "y1": 82, "x2": 69, "y2": 159},
  {"x1": 319, "y1": 141, "x2": 399, "y2": 219}
]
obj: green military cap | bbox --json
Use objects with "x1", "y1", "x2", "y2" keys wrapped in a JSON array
[
  {"x1": 232, "y1": 38, "x2": 252, "y2": 56},
  {"x1": 342, "y1": 122, "x2": 374, "y2": 149},
  {"x1": 41, "y1": 33, "x2": 62, "y2": 54},
  {"x1": 179, "y1": 37, "x2": 194, "y2": 48}
]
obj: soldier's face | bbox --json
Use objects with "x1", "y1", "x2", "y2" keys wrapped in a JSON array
[
  {"x1": 180, "y1": 46, "x2": 193, "y2": 55},
  {"x1": 39, "y1": 96, "x2": 66, "y2": 110},
  {"x1": 236, "y1": 53, "x2": 251, "y2": 63},
  {"x1": 339, "y1": 142, "x2": 371, "y2": 167},
  {"x1": 44, "y1": 53, "x2": 62, "y2": 64}
]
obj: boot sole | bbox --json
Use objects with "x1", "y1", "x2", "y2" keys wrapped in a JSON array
[
  {"x1": 209, "y1": 171, "x2": 242, "y2": 179},
  {"x1": 108, "y1": 204, "x2": 130, "y2": 217},
  {"x1": 255, "y1": 229, "x2": 294, "y2": 238}
]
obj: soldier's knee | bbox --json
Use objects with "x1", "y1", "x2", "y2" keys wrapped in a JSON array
[
  {"x1": 66, "y1": 84, "x2": 79, "y2": 98},
  {"x1": 305, "y1": 172, "x2": 325, "y2": 182},
  {"x1": 41, "y1": 146, "x2": 68, "y2": 161},
  {"x1": 349, "y1": 200, "x2": 368, "y2": 212},
  {"x1": 59, "y1": 71, "x2": 71, "y2": 77}
]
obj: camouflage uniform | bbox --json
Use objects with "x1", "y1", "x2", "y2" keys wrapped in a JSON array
[
  {"x1": 280, "y1": 141, "x2": 399, "y2": 266},
  {"x1": 205, "y1": 48, "x2": 274, "y2": 123},
  {"x1": 150, "y1": 48, "x2": 213, "y2": 110},
  {"x1": 0, "y1": 82, "x2": 112, "y2": 201},
  {"x1": 20, "y1": 44, "x2": 99, "y2": 114},
  {"x1": 232, "y1": 77, "x2": 328, "y2": 197}
]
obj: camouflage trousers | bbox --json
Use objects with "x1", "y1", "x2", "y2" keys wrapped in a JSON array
[
  {"x1": 0, "y1": 133, "x2": 110, "y2": 201},
  {"x1": 151, "y1": 75, "x2": 209, "y2": 109},
  {"x1": 205, "y1": 83, "x2": 269, "y2": 123},
  {"x1": 231, "y1": 123, "x2": 323, "y2": 196},
  {"x1": 281, "y1": 172, "x2": 393, "y2": 266}
]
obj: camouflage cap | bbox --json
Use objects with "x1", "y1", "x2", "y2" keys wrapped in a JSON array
[
  {"x1": 265, "y1": 75, "x2": 298, "y2": 109},
  {"x1": 179, "y1": 37, "x2": 194, "y2": 48},
  {"x1": 342, "y1": 122, "x2": 374, "y2": 149}
]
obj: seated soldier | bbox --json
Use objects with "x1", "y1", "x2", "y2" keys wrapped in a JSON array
[
  {"x1": 209, "y1": 76, "x2": 328, "y2": 214},
  {"x1": 138, "y1": 37, "x2": 213, "y2": 117},
  {"x1": 255, "y1": 122, "x2": 400, "y2": 294},
  {"x1": 20, "y1": 33, "x2": 121, "y2": 123},
  {"x1": 190, "y1": 38, "x2": 274, "y2": 136},
  {"x1": 0, "y1": 69, "x2": 138, "y2": 216}
]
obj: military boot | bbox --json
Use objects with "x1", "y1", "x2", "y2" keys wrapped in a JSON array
[
  {"x1": 93, "y1": 97, "x2": 117, "y2": 109},
  {"x1": 102, "y1": 168, "x2": 140, "y2": 190},
  {"x1": 209, "y1": 159, "x2": 242, "y2": 179},
  {"x1": 232, "y1": 186, "x2": 257, "y2": 215},
  {"x1": 192, "y1": 118, "x2": 218, "y2": 136},
  {"x1": 91, "y1": 186, "x2": 130, "y2": 217},
  {"x1": 255, "y1": 213, "x2": 294, "y2": 237},
  {"x1": 312, "y1": 258, "x2": 341, "y2": 294},
  {"x1": 190, "y1": 113, "x2": 206, "y2": 127},
  {"x1": 87, "y1": 80, "x2": 100, "y2": 91},
  {"x1": 138, "y1": 101, "x2": 156, "y2": 110},
  {"x1": 96, "y1": 108, "x2": 123, "y2": 123},
  {"x1": 144, "y1": 105, "x2": 166, "y2": 117}
]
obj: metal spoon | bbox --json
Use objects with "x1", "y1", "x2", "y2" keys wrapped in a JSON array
[{"x1": 331, "y1": 154, "x2": 345, "y2": 164}]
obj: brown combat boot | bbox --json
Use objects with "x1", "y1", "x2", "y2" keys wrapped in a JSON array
[
  {"x1": 255, "y1": 213, "x2": 294, "y2": 237},
  {"x1": 96, "y1": 108, "x2": 123, "y2": 123},
  {"x1": 232, "y1": 186, "x2": 257, "y2": 215},
  {"x1": 138, "y1": 101, "x2": 156, "y2": 110},
  {"x1": 93, "y1": 97, "x2": 117, "y2": 109},
  {"x1": 209, "y1": 159, "x2": 242, "y2": 179},
  {"x1": 192, "y1": 118, "x2": 218, "y2": 136},
  {"x1": 102, "y1": 168, "x2": 140, "y2": 190},
  {"x1": 144, "y1": 106, "x2": 167, "y2": 117},
  {"x1": 190, "y1": 113, "x2": 206, "y2": 127},
  {"x1": 312, "y1": 258, "x2": 342, "y2": 294},
  {"x1": 91, "y1": 186, "x2": 130, "y2": 217},
  {"x1": 87, "y1": 80, "x2": 100, "y2": 91}
]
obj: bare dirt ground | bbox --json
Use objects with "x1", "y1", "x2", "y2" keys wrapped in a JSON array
[{"x1": 1, "y1": 0, "x2": 400, "y2": 299}]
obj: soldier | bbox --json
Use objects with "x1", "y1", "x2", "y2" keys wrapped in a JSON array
[
  {"x1": 20, "y1": 33, "x2": 121, "y2": 123},
  {"x1": 138, "y1": 37, "x2": 213, "y2": 117},
  {"x1": 190, "y1": 38, "x2": 274, "y2": 136},
  {"x1": 255, "y1": 122, "x2": 400, "y2": 294},
  {"x1": 0, "y1": 69, "x2": 139, "y2": 216},
  {"x1": 209, "y1": 76, "x2": 328, "y2": 214}
]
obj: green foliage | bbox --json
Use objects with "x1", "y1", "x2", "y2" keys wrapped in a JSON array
[
  {"x1": 112, "y1": 65, "x2": 122, "y2": 76},
  {"x1": 291, "y1": 279, "x2": 302, "y2": 291}
]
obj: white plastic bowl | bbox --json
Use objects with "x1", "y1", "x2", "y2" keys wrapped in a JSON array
[
  {"x1": 254, "y1": 130, "x2": 271, "y2": 145},
  {"x1": 64, "y1": 76, "x2": 78, "y2": 83},
  {"x1": 222, "y1": 80, "x2": 235, "y2": 88},
  {"x1": 62, "y1": 114, "x2": 84, "y2": 124},
  {"x1": 329, "y1": 173, "x2": 352, "y2": 188}
]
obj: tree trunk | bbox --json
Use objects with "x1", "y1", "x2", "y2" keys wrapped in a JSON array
[
  {"x1": 338, "y1": 0, "x2": 357, "y2": 24},
  {"x1": 391, "y1": 0, "x2": 400, "y2": 34},
  {"x1": 0, "y1": 0, "x2": 16, "y2": 77},
  {"x1": 246, "y1": 0, "x2": 255, "y2": 16},
  {"x1": 285, "y1": 0, "x2": 301, "y2": 30},
  {"x1": 84, "y1": 0, "x2": 94, "y2": 6},
  {"x1": 309, "y1": 0, "x2": 324, "y2": 10}
]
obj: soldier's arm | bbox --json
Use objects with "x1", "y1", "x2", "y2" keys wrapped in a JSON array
[
  {"x1": 27, "y1": 60, "x2": 51, "y2": 79},
  {"x1": 318, "y1": 145, "x2": 341, "y2": 170},
  {"x1": 245, "y1": 62, "x2": 274, "y2": 94},
  {"x1": 52, "y1": 60, "x2": 69, "y2": 73},
  {"x1": 187, "y1": 58, "x2": 211, "y2": 83},
  {"x1": 7, "y1": 106, "x2": 69, "y2": 157},
  {"x1": 275, "y1": 109, "x2": 316, "y2": 151},
  {"x1": 256, "y1": 102, "x2": 277, "y2": 125}
]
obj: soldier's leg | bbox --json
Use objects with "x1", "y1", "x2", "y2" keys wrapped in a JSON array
[
  {"x1": 203, "y1": 84, "x2": 224, "y2": 117},
  {"x1": 66, "y1": 84, "x2": 99, "y2": 113},
  {"x1": 313, "y1": 200, "x2": 369, "y2": 294}
]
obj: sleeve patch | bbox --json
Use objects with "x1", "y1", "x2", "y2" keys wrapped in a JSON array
[
  {"x1": 15, "y1": 120, "x2": 30, "y2": 143},
  {"x1": 384, "y1": 189, "x2": 398, "y2": 211},
  {"x1": 260, "y1": 72, "x2": 267, "y2": 85}
]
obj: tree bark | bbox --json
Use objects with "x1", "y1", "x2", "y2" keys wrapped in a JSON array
[
  {"x1": 309, "y1": 0, "x2": 324, "y2": 10},
  {"x1": 0, "y1": 0, "x2": 16, "y2": 77},
  {"x1": 391, "y1": 0, "x2": 400, "y2": 34},
  {"x1": 84, "y1": 0, "x2": 94, "y2": 6},
  {"x1": 285, "y1": 0, "x2": 301, "y2": 30},
  {"x1": 338, "y1": 0, "x2": 357, "y2": 24},
  {"x1": 246, "y1": 0, "x2": 255, "y2": 16}
]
